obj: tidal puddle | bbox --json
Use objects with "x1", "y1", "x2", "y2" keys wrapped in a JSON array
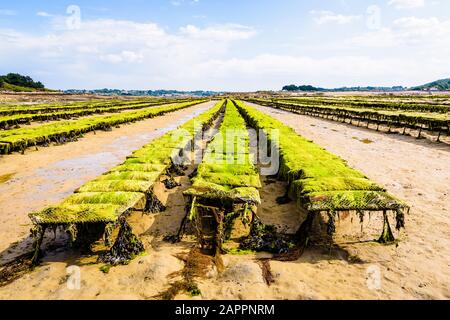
[
  {"x1": 0, "y1": 173, "x2": 15, "y2": 184},
  {"x1": 352, "y1": 137, "x2": 374, "y2": 144}
]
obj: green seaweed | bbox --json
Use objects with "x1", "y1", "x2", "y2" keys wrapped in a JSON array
[
  {"x1": 185, "y1": 100, "x2": 261, "y2": 203},
  {"x1": 99, "y1": 264, "x2": 112, "y2": 274},
  {"x1": 182, "y1": 100, "x2": 262, "y2": 253},
  {"x1": 27, "y1": 99, "x2": 226, "y2": 264},
  {"x1": 0, "y1": 172, "x2": 15, "y2": 184},
  {"x1": 0, "y1": 99, "x2": 191, "y2": 130},
  {"x1": 0, "y1": 100, "x2": 205, "y2": 154},
  {"x1": 226, "y1": 248, "x2": 255, "y2": 255},
  {"x1": 248, "y1": 97, "x2": 450, "y2": 141},
  {"x1": 234, "y1": 99, "x2": 409, "y2": 244}
]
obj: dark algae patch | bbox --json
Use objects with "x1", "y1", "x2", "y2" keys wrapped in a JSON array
[
  {"x1": 0, "y1": 172, "x2": 15, "y2": 184},
  {"x1": 361, "y1": 138, "x2": 374, "y2": 144},
  {"x1": 99, "y1": 217, "x2": 145, "y2": 266},
  {"x1": 352, "y1": 137, "x2": 374, "y2": 144},
  {"x1": 155, "y1": 248, "x2": 215, "y2": 300},
  {"x1": 258, "y1": 259, "x2": 275, "y2": 286},
  {"x1": 240, "y1": 217, "x2": 295, "y2": 254},
  {"x1": 358, "y1": 138, "x2": 374, "y2": 144},
  {"x1": 0, "y1": 252, "x2": 35, "y2": 287}
]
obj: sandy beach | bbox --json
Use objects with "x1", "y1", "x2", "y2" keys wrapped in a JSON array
[{"x1": 0, "y1": 101, "x2": 448, "y2": 300}]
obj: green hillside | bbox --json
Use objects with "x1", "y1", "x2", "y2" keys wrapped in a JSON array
[
  {"x1": 1, "y1": 82, "x2": 38, "y2": 92},
  {"x1": 0, "y1": 73, "x2": 51, "y2": 92},
  {"x1": 411, "y1": 78, "x2": 450, "y2": 91}
]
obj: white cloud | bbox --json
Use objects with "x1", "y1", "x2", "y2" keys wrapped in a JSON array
[
  {"x1": 179, "y1": 24, "x2": 255, "y2": 41},
  {"x1": 37, "y1": 11, "x2": 53, "y2": 17},
  {"x1": 1, "y1": 14, "x2": 449, "y2": 91},
  {"x1": 388, "y1": 0, "x2": 426, "y2": 9},
  {"x1": 394, "y1": 17, "x2": 450, "y2": 47},
  {"x1": 351, "y1": 16, "x2": 450, "y2": 50},
  {"x1": 100, "y1": 51, "x2": 144, "y2": 64},
  {"x1": 0, "y1": 18, "x2": 257, "y2": 90},
  {"x1": 192, "y1": 54, "x2": 448, "y2": 90},
  {"x1": 310, "y1": 10, "x2": 362, "y2": 25},
  {"x1": 350, "y1": 28, "x2": 397, "y2": 48},
  {"x1": 394, "y1": 16, "x2": 439, "y2": 28}
]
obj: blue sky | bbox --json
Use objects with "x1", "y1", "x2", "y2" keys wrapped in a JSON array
[{"x1": 1, "y1": 0, "x2": 449, "y2": 90}]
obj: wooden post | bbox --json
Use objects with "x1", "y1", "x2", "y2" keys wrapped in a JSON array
[{"x1": 31, "y1": 225, "x2": 46, "y2": 265}]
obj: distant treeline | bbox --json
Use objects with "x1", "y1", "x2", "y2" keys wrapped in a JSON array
[
  {"x1": 0, "y1": 73, "x2": 45, "y2": 89},
  {"x1": 64, "y1": 88, "x2": 220, "y2": 97},
  {"x1": 282, "y1": 85, "x2": 324, "y2": 92},
  {"x1": 282, "y1": 84, "x2": 406, "y2": 92},
  {"x1": 411, "y1": 78, "x2": 450, "y2": 91}
]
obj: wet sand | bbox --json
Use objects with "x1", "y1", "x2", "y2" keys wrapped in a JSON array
[{"x1": 0, "y1": 100, "x2": 448, "y2": 300}]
